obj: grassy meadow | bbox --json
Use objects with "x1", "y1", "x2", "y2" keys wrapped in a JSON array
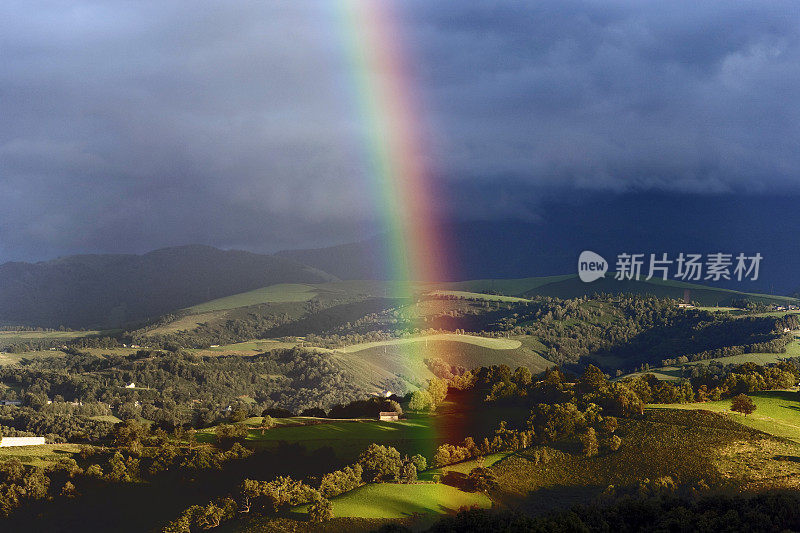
[
  {"x1": 293, "y1": 483, "x2": 491, "y2": 519},
  {"x1": 0, "y1": 443, "x2": 82, "y2": 467},
  {"x1": 187, "y1": 284, "x2": 319, "y2": 313},
  {"x1": 490, "y1": 408, "x2": 800, "y2": 514},
  {"x1": 656, "y1": 390, "x2": 800, "y2": 443}
]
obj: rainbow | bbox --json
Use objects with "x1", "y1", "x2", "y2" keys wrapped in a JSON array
[
  {"x1": 334, "y1": 1, "x2": 455, "y2": 463},
  {"x1": 337, "y1": 0, "x2": 450, "y2": 288}
]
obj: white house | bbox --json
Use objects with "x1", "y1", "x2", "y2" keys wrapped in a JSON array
[
  {"x1": 379, "y1": 411, "x2": 399, "y2": 422},
  {"x1": 125, "y1": 383, "x2": 136, "y2": 388},
  {"x1": 0, "y1": 436, "x2": 46, "y2": 447},
  {"x1": 0, "y1": 400, "x2": 21, "y2": 406}
]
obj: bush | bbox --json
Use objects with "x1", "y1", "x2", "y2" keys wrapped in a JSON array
[{"x1": 308, "y1": 496, "x2": 333, "y2": 522}]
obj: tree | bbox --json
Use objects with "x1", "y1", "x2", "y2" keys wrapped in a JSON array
[
  {"x1": 513, "y1": 366, "x2": 533, "y2": 386},
  {"x1": 215, "y1": 423, "x2": 248, "y2": 446},
  {"x1": 467, "y1": 466, "x2": 498, "y2": 493},
  {"x1": 238, "y1": 479, "x2": 263, "y2": 513},
  {"x1": 260, "y1": 415, "x2": 274, "y2": 435},
  {"x1": 410, "y1": 454, "x2": 427, "y2": 473},
  {"x1": 601, "y1": 434, "x2": 622, "y2": 453},
  {"x1": 400, "y1": 462, "x2": 417, "y2": 483},
  {"x1": 108, "y1": 451, "x2": 130, "y2": 482},
  {"x1": 576, "y1": 365, "x2": 609, "y2": 395},
  {"x1": 359, "y1": 444, "x2": 402, "y2": 482},
  {"x1": 579, "y1": 428, "x2": 599, "y2": 457},
  {"x1": 409, "y1": 390, "x2": 434, "y2": 412},
  {"x1": 111, "y1": 419, "x2": 146, "y2": 448},
  {"x1": 731, "y1": 394, "x2": 756, "y2": 416},
  {"x1": 308, "y1": 496, "x2": 333, "y2": 522},
  {"x1": 428, "y1": 378, "x2": 449, "y2": 407},
  {"x1": 60, "y1": 480, "x2": 77, "y2": 498}
]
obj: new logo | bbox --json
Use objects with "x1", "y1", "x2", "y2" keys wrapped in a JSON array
[{"x1": 578, "y1": 251, "x2": 607, "y2": 282}]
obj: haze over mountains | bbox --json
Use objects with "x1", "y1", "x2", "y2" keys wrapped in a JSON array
[
  {"x1": 3, "y1": 196, "x2": 800, "y2": 330},
  {"x1": 281, "y1": 194, "x2": 800, "y2": 293}
]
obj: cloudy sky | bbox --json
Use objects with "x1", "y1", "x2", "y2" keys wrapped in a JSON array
[{"x1": 2, "y1": 1, "x2": 799, "y2": 263}]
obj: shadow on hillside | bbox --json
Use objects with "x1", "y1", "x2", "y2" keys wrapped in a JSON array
[
  {"x1": 516, "y1": 484, "x2": 604, "y2": 515},
  {"x1": 774, "y1": 455, "x2": 800, "y2": 463}
]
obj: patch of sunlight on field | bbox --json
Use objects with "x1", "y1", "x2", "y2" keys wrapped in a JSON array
[
  {"x1": 427, "y1": 290, "x2": 530, "y2": 302},
  {"x1": 0, "y1": 443, "x2": 82, "y2": 466},
  {"x1": 294, "y1": 483, "x2": 491, "y2": 518},
  {"x1": 0, "y1": 330, "x2": 102, "y2": 341},
  {"x1": 420, "y1": 452, "x2": 514, "y2": 481},
  {"x1": 652, "y1": 390, "x2": 800, "y2": 443},
  {"x1": 332, "y1": 333, "x2": 521, "y2": 353},
  {"x1": 187, "y1": 284, "x2": 317, "y2": 313}
]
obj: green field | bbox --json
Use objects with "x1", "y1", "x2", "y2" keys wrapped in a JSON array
[
  {"x1": 619, "y1": 336, "x2": 800, "y2": 382},
  {"x1": 0, "y1": 443, "x2": 82, "y2": 467},
  {"x1": 329, "y1": 333, "x2": 522, "y2": 353},
  {"x1": 90, "y1": 415, "x2": 123, "y2": 424},
  {"x1": 187, "y1": 284, "x2": 318, "y2": 313},
  {"x1": 427, "y1": 290, "x2": 530, "y2": 303},
  {"x1": 201, "y1": 416, "x2": 438, "y2": 460},
  {"x1": 0, "y1": 330, "x2": 104, "y2": 342},
  {"x1": 194, "y1": 339, "x2": 300, "y2": 355},
  {"x1": 656, "y1": 390, "x2": 800, "y2": 443},
  {"x1": 330, "y1": 336, "x2": 551, "y2": 392},
  {"x1": 0, "y1": 329, "x2": 106, "y2": 353},
  {"x1": 202, "y1": 402, "x2": 523, "y2": 462},
  {"x1": 294, "y1": 483, "x2": 491, "y2": 518},
  {"x1": 490, "y1": 408, "x2": 800, "y2": 514},
  {"x1": 434, "y1": 275, "x2": 576, "y2": 296},
  {"x1": 420, "y1": 452, "x2": 513, "y2": 481}
]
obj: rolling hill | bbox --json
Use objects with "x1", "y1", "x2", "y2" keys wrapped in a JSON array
[{"x1": 0, "y1": 245, "x2": 337, "y2": 329}]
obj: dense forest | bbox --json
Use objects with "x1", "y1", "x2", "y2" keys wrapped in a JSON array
[{"x1": 0, "y1": 348, "x2": 372, "y2": 430}]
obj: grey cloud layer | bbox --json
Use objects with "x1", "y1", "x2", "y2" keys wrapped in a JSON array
[{"x1": 1, "y1": 1, "x2": 798, "y2": 261}]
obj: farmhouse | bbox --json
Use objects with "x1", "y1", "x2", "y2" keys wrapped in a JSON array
[
  {"x1": 0, "y1": 400, "x2": 21, "y2": 406},
  {"x1": 379, "y1": 411, "x2": 399, "y2": 422},
  {"x1": 0, "y1": 436, "x2": 46, "y2": 447}
]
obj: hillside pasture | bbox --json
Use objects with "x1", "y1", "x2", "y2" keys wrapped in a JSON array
[
  {"x1": 203, "y1": 416, "x2": 437, "y2": 460},
  {"x1": 331, "y1": 336, "x2": 551, "y2": 392},
  {"x1": 427, "y1": 290, "x2": 530, "y2": 303},
  {"x1": 655, "y1": 390, "x2": 800, "y2": 443},
  {"x1": 330, "y1": 333, "x2": 522, "y2": 353},
  {"x1": 186, "y1": 283, "x2": 318, "y2": 313},
  {"x1": 489, "y1": 409, "x2": 800, "y2": 514},
  {"x1": 0, "y1": 443, "x2": 82, "y2": 467},
  {"x1": 0, "y1": 330, "x2": 104, "y2": 351},
  {"x1": 522, "y1": 274, "x2": 798, "y2": 307},
  {"x1": 192, "y1": 339, "x2": 300, "y2": 356},
  {"x1": 618, "y1": 335, "x2": 800, "y2": 383},
  {"x1": 294, "y1": 483, "x2": 491, "y2": 519}
]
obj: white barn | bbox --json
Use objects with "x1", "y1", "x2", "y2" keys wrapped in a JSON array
[{"x1": 0, "y1": 436, "x2": 46, "y2": 447}]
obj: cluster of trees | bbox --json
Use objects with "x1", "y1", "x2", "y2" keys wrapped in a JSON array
[
  {"x1": 0, "y1": 406, "x2": 114, "y2": 443},
  {"x1": 416, "y1": 294, "x2": 796, "y2": 370},
  {"x1": 624, "y1": 359, "x2": 799, "y2": 404},
  {"x1": 0, "y1": 416, "x2": 265, "y2": 520},
  {"x1": 327, "y1": 397, "x2": 403, "y2": 419},
  {"x1": 408, "y1": 377, "x2": 449, "y2": 412},
  {"x1": 162, "y1": 443, "x2": 427, "y2": 531},
  {"x1": 433, "y1": 426, "x2": 533, "y2": 468},
  {"x1": 138, "y1": 296, "x2": 396, "y2": 350},
  {"x1": 0, "y1": 347, "x2": 375, "y2": 437}
]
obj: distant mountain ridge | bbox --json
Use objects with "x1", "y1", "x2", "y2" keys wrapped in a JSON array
[
  {"x1": 279, "y1": 193, "x2": 800, "y2": 295},
  {"x1": 0, "y1": 245, "x2": 336, "y2": 328}
]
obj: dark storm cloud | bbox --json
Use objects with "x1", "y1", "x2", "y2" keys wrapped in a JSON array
[
  {"x1": 406, "y1": 1, "x2": 800, "y2": 194},
  {"x1": 1, "y1": 1, "x2": 799, "y2": 261}
]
